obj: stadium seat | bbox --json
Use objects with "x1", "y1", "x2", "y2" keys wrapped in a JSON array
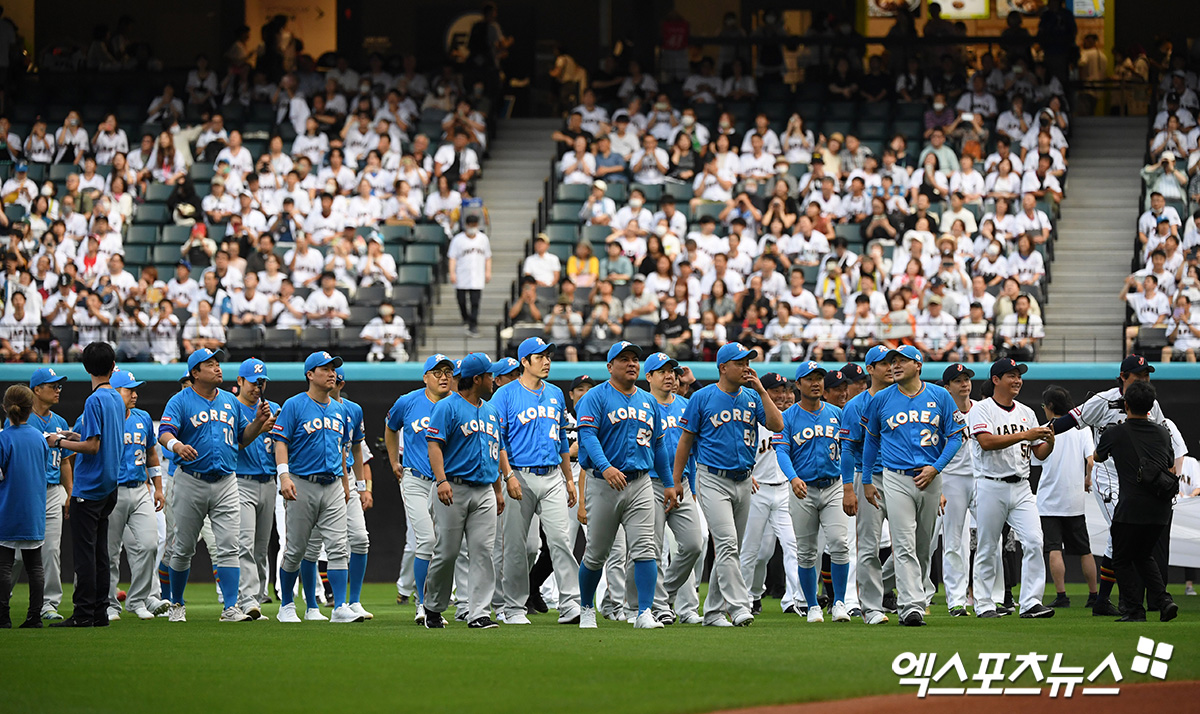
[
  {"x1": 189, "y1": 164, "x2": 216, "y2": 181},
  {"x1": 397, "y1": 265, "x2": 434, "y2": 285},
  {"x1": 160, "y1": 225, "x2": 191, "y2": 244},
  {"x1": 356, "y1": 284, "x2": 387, "y2": 307},
  {"x1": 604, "y1": 182, "x2": 628, "y2": 202},
  {"x1": 226, "y1": 326, "x2": 261, "y2": 350},
  {"x1": 691, "y1": 203, "x2": 724, "y2": 223},
  {"x1": 622, "y1": 323, "x2": 655, "y2": 351},
  {"x1": 556, "y1": 183, "x2": 591, "y2": 202},
  {"x1": 661, "y1": 182, "x2": 693, "y2": 202},
  {"x1": 404, "y1": 244, "x2": 440, "y2": 267},
  {"x1": 4, "y1": 205, "x2": 24, "y2": 223},
  {"x1": 411, "y1": 224, "x2": 447, "y2": 245},
  {"x1": 550, "y1": 203, "x2": 582, "y2": 223},
  {"x1": 377, "y1": 224, "x2": 413, "y2": 242},
  {"x1": 49, "y1": 164, "x2": 75, "y2": 181},
  {"x1": 126, "y1": 225, "x2": 158, "y2": 245},
  {"x1": 581, "y1": 224, "x2": 611, "y2": 243},
  {"x1": 123, "y1": 244, "x2": 151, "y2": 266},
  {"x1": 548, "y1": 243, "x2": 572, "y2": 262},
  {"x1": 544, "y1": 224, "x2": 578, "y2": 244},
  {"x1": 300, "y1": 327, "x2": 336, "y2": 348},
  {"x1": 263, "y1": 329, "x2": 297, "y2": 349},
  {"x1": 391, "y1": 284, "x2": 426, "y2": 307},
  {"x1": 834, "y1": 223, "x2": 861, "y2": 243},
  {"x1": 629, "y1": 183, "x2": 662, "y2": 202},
  {"x1": 348, "y1": 305, "x2": 378, "y2": 326},
  {"x1": 133, "y1": 204, "x2": 171, "y2": 225}
]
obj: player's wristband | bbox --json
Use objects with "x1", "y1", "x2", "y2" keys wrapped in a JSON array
[
  {"x1": 436, "y1": 478, "x2": 447, "y2": 486},
  {"x1": 355, "y1": 479, "x2": 367, "y2": 492},
  {"x1": 503, "y1": 471, "x2": 514, "y2": 483},
  {"x1": 277, "y1": 463, "x2": 290, "y2": 476},
  {"x1": 166, "y1": 438, "x2": 181, "y2": 454},
  {"x1": 148, "y1": 466, "x2": 162, "y2": 480}
]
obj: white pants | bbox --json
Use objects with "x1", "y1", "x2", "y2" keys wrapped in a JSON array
[
  {"x1": 1093, "y1": 465, "x2": 1118, "y2": 558},
  {"x1": 740, "y1": 482, "x2": 801, "y2": 610},
  {"x1": 973, "y1": 478, "x2": 1046, "y2": 615},
  {"x1": 940, "y1": 474, "x2": 974, "y2": 610}
]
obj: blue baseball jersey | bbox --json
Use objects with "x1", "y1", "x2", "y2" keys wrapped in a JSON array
[
  {"x1": 339, "y1": 397, "x2": 366, "y2": 472},
  {"x1": 491, "y1": 380, "x2": 569, "y2": 468},
  {"x1": 159, "y1": 387, "x2": 251, "y2": 476},
  {"x1": 776, "y1": 402, "x2": 842, "y2": 483},
  {"x1": 862, "y1": 382, "x2": 965, "y2": 473},
  {"x1": 236, "y1": 399, "x2": 281, "y2": 477},
  {"x1": 387, "y1": 389, "x2": 440, "y2": 479},
  {"x1": 656, "y1": 394, "x2": 695, "y2": 491},
  {"x1": 5, "y1": 411, "x2": 69, "y2": 485},
  {"x1": 425, "y1": 392, "x2": 501, "y2": 485},
  {"x1": 73, "y1": 387, "x2": 126, "y2": 500},
  {"x1": 679, "y1": 384, "x2": 768, "y2": 473},
  {"x1": 575, "y1": 382, "x2": 673, "y2": 486},
  {"x1": 0, "y1": 423, "x2": 51, "y2": 541},
  {"x1": 272, "y1": 394, "x2": 351, "y2": 478},
  {"x1": 838, "y1": 390, "x2": 877, "y2": 485},
  {"x1": 119, "y1": 408, "x2": 154, "y2": 485}
]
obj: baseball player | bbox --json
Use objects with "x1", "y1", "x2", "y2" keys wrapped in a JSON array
[
  {"x1": 386, "y1": 354, "x2": 454, "y2": 625},
  {"x1": 106, "y1": 370, "x2": 168, "y2": 621},
  {"x1": 777, "y1": 362, "x2": 851, "y2": 623},
  {"x1": 158, "y1": 348, "x2": 272, "y2": 622},
  {"x1": 642, "y1": 352, "x2": 705, "y2": 625},
  {"x1": 841, "y1": 364, "x2": 869, "y2": 400},
  {"x1": 1048, "y1": 354, "x2": 1164, "y2": 617},
  {"x1": 821, "y1": 368, "x2": 861, "y2": 617},
  {"x1": 423, "y1": 352, "x2": 505, "y2": 629},
  {"x1": 970, "y1": 358, "x2": 1056, "y2": 619},
  {"x1": 575, "y1": 341, "x2": 677, "y2": 630},
  {"x1": 488, "y1": 356, "x2": 523, "y2": 619},
  {"x1": 492, "y1": 338, "x2": 580, "y2": 625},
  {"x1": 839, "y1": 345, "x2": 895, "y2": 625},
  {"x1": 739, "y1": 372, "x2": 803, "y2": 617},
  {"x1": 10, "y1": 369, "x2": 72, "y2": 620},
  {"x1": 273, "y1": 352, "x2": 363, "y2": 624},
  {"x1": 674, "y1": 342, "x2": 785, "y2": 627},
  {"x1": 937, "y1": 364, "x2": 978, "y2": 617},
  {"x1": 233, "y1": 359, "x2": 280, "y2": 620},
  {"x1": 861, "y1": 344, "x2": 964, "y2": 626}
]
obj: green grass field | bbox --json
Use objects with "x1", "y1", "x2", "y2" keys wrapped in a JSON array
[{"x1": 2, "y1": 583, "x2": 1197, "y2": 714}]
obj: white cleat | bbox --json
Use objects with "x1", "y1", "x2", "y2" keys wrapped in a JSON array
[
  {"x1": 414, "y1": 603, "x2": 426, "y2": 625},
  {"x1": 703, "y1": 616, "x2": 734, "y2": 627},
  {"x1": 277, "y1": 603, "x2": 301, "y2": 623},
  {"x1": 148, "y1": 598, "x2": 171, "y2": 616},
  {"x1": 243, "y1": 604, "x2": 262, "y2": 620},
  {"x1": 831, "y1": 601, "x2": 851, "y2": 622},
  {"x1": 108, "y1": 607, "x2": 122, "y2": 621},
  {"x1": 168, "y1": 604, "x2": 187, "y2": 622},
  {"x1": 330, "y1": 604, "x2": 364, "y2": 623},
  {"x1": 557, "y1": 606, "x2": 581, "y2": 624},
  {"x1": 634, "y1": 609, "x2": 665, "y2": 629},
  {"x1": 349, "y1": 602, "x2": 373, "y2": 620},
  {"x1": 304, "y1": 607, "x2": 328, "y2": 622},
  {"x1": 807, "y1": 606, "x2": 825, "y2": 623},
  {"x1": 220, "y1": 606, "x2": 251, "y2": 622},
  {"x1": 505, "y1": 612, "x2": 531, "y2": 625},
  {"x1": 133, "y1": 606, "x2": 156, "y2": 620},
  {"x1": 864, "y1": 611, "x2": 889, "y2": 625},
  {"x1": 579, "y1": 606, "x2": 597, "y2": 629},
  {"x1": 732, "y1": 611, "x2": 754, "y2": 627},
  {"x1": 678, "y1": 612, "x2": 704, "y2": 625}
]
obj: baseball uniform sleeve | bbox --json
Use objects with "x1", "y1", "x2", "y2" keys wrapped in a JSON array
[
  {"x1": 351, "y1": 408, "x2": 365, "y2": 444},
  {"x1": 234, "y1": 396, "x2": 252, "y2": 444},
  {"x1": 575, "y1": 390, "x2": 610, "y2": 474},
  {"x1": 385, "y1": 395, "x2": 405, "y2": 432},
  {"x1": 651, "y1": 402, "x2": 674, "y2": 488},
  {"x1": 861, "y1": 395, "x2": 881, "y2": 485},
  {"x1": 679, "y1": 391, "x2": 702, "y2": 434},
  {"x1": 272, "y1": 400, "x2": 295, "y2": 443},
  {"x1": 775, "y1": 420, "x2": 799, "y2": 482},
  {"x1": 158, "y1": 393, "x2": 183, "y2": 438},
  {"x1": 558, "y1": 390, "x2": 571, "y2": 457},
  {"x1": 969, "y1": 399, "x2": 992, "y2": 436},
  {"x1": 932, "y1": 390, "x2": 964, "y2": 472},
  {"x1": 425, "y1": 398, "x2": 450, "y2": 444}
]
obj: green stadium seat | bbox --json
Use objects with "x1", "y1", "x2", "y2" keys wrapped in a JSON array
[
  {"x1": 404, "y1": 244, "x2": 440, "y2": 266},
  {"x1": 581, "y1": 224, "x2": 611, "y2": 243},
  {"x1": 49, "y1": 164, "x2": 76, "y2": 181},
  {"x1": 150, "y1": 245, "x2": 182, "y2": 264},
  {"x1": 160, "y1": 224, "x2": 191, "y2": 244},
  {"x1": 691, "y1": 203, "x2": 724, "y2": 223},
  {"x1": 356, "y1": 284, "x2": 387, "y2": 307},
  {"x1": 189, "y1": 164, "x2": 216, "y2": 181},
  {"x1": 556, "y1": 183, "x2": 591, "y2": 202},
  {"x1": 550, "y1": 202, "x2": 582, "y2": 223},
  {"x1": 629, "y1": 183, "x2": 662, "y2": 201},
  {"x1": 4, "y1": 205, "x2": 24, "y2": 223},
  {"x1": 397, "y1": 265, "x2": 434, "y2": 285},
  {"x1": 377, "y1": 224, "x2": 413, "y2": 242},
  {"x1": 384, "y1": 243, "x2": 402, "y2": 263},
  {"x1": 133, "y1": 204, "x2": 171, "y2": 224},
  {"x1": 857, "y1": 120, "x2": 890, "y2": 140},
  {"x1": 661, "y1": 182, "x2": 693, "y2": 202},
  {"x1": 126, "y1": 225, "x2": 158, "y2": 245},
  {"x1": 544, "y1": 224, "x2": 578, "y2": 244},
  {"x1": 411, "y1": 224, "x2": 448, "y2": 245},
  {"x1": 604, "y1": 183, "x2": 628, "y2": 202},
  {"x1": 141, "y1": 183, "x2": 174, "y2": 203},
  {"x1": 123, "y1": 244, "x2": 151, "y2": 266},
  {"x1": 548, "y1": 243, "x2": 572, "y2": 262},
  {"x1": 860, "y1": 102, "x2": 893, "y2": 119}
]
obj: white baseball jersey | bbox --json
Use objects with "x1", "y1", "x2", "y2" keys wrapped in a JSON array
[
  {"x1": 1073, "y1": 386, "x2": 1166, "y2": 485},
  {"x1": 969, "y1": 397, "x2": 1041, "y2": 480},
  {"x1": 1031, "y1": 426, "x2": 1093, "y2": 517},
  {"x1": 750, "y1": 424, "x2": 785, "y2": 485},
  {"x1": 447, "y1": 232, "x2": 492, "y2": 290},
  {"x1": 941, "y1": 399, "x2": 975, "y2": 478}
]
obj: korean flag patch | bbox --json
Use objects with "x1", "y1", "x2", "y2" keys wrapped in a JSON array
[{"x1": 927, "y1": 401, "x2": 937, "y2": 408}]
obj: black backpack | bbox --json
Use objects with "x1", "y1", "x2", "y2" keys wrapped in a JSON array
[{"x1": 1129, "y1": 426, "x2": 1180, "y2": 501}]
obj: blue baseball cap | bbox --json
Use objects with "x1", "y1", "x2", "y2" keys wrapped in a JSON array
[
  {"x1": 941, "y1": 363, "x2": 975, "y2": 384},
  {"x1": 716, "y1": 342, "x2": 754, "y2": 365},
  {"x1": 29, "y1": 367, "x2": 66, "y2": 388},
  {"x1": 238, "y1": 358, "x2": 270, "y2": 382},
  {"x1": 517, "y1": 337, "x2": 555, "y2": 362},
  {"x1": 606, "y1": 341, "x2": 641, "y2": 362},
  {"x1": 111, "y1": 369, "x2": 144, "y2": 389},
  {"x1": 888, "y1": 345, "x2": 923, "y2": 363},
  {"x1": 989, "y1": 358, "x2": 1027, "y2": 380},
  {"x1": 458, "y1": 353, "x2": 492, "y2": 379},
  {"x1": 179, "y1": 368, "x2": 192, "y2": 383},
  {"x1": 303, "y1": 351, "x2": 343, "y2": 373},
  {"x1": 14, "y1": 163, "x2": 26, "y2": 173},
  {"x1": 840, "y1": 363, "x2": 867, "y2": 382},
  {"x1": 335, "y1": 366, "x2": 346, "y2": 382},
  {"x1": 490, "y1": 357, "x2": 520, "y2": 377},
  {"x1": 864, "y1": 345, "x2": 892, "y2": 366},
  {"x1": 644, "y1": 352, "x2": 678, "y2": 374},
  {"x1": 794, "y1": 360, "x2": 827, "y2": 380},
  {"x1": 186, "y1": 348, "x2": 225, "y2": 373},
  {"x1": 423, "y1": 353, "x2": 453, "y2": 373},
  {"x1": 452, "y1": 358, "x2": 463, "y2": 377}
]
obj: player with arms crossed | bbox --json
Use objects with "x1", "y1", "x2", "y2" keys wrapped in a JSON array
[
  {"x1": 971, "y1": 358, "x2": 1056, "y2": 619},
  {"x1": 233, "y1": 359, "x2": 280, "y2": 620},
  {"x1": 575, "y1": 341, "x2": 677, "y2": 630},
  {"x1": 424, "y1": 353, "x2": 505, "y2": 630},
  {"x1": 862, "y1": 345, "x2": 964, "y2": 626},
  {"x1": 159, "y1": 348, "x2": 272, "y2": 623},
  {"x1": 777, "y1": 362, "x2": 851, "y2": 623},
  {"x1": 937, "y1": 364, "x2": 979, "y2": 617},
  {"x1": 675, "y1": 342, "x2": 785, "y2": 627}
]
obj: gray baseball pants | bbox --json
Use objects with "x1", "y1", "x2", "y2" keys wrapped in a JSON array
[
  {"x1": 697, "y1": 466, "x2": 753, "y2": 623},
  {"x1": 881, "y1": 469, "x2": 942, "y2": 619},
  {"x1": 236, "y1": 476, "x2": 277, "y2": 610},
  {"x1": 107, "y1": 484, "x2": 160, "y2": 613},
  {"x1": 281, "y1": 477, "x2": 348, "y2": 572},
  {"x1": 169, "y1": 472, "x2": 240, "y2": 572},
  {"x1": 425, "y1": 482, "x2": 497, "y2": 622},
  {"x1": 501, "y1": 468, "x2": 580, "y2": 619}
]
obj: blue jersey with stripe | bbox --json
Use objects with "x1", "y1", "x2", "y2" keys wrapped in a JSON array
[
  {"x1": 491, "y1": 379, "x2": 569, "y2": 468},
  {"x1": 838, "y1": 390, "x2": 875, "y2": 485},
  {"x1": 679, "y1": 384, "x2": 767, "y2": 473},
  {"x1": 236, "y1": 399, "x2": 281, "y2": 477},
  {"x1": 272, "y1": 394, "x2": 351, "y2": 478},
  {"x1": 776, "y1": 402, "x2": 842, "y2": 483},
  {"x1": 862, "y1": 383, "x2": 964, "y2": 472},
  {"x1": 73, "y1": 387, "x2": 126, "y2": 500},
  {"x1": 6, "y1": 411, "x2": 69, "y2": 485},
  {"x1": 575, "y1": 382, "x2": 672, "y2": 486},
  {"x1": 159, "y1": 387, "x2": 251, "y2": 476},
  {"x1": 656, "y1": 394, "x2": 695, "y2": 490},
  {"x1": 119, "y1": 408, "x2": 154, "y2": 485},
  {"x1": 0, "y1": 424, "x2": 51, "y2": 541},
  {"x1": 425, "y1": 392, "x2": 501, "y2": 485},
  {"x1": 387, "y1": 389, "x2": 441, "y2": 479},
  {"x1": 339, "y1": 397, "x2": 366, "y2": 472}
]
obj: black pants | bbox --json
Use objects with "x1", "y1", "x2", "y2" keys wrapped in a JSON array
[
  {"x1": 69, "y1": 491, "x2": 118, "y2": 623},
  {"x1": 0, "y1": 545, "x2": 43, "y2": 621},
  {"x1": 1112, "y1": 521, "x2": 1171, "y2": 617},
  {"x1": 456, "y1": 289, "x2": 481, "y2": 330}
]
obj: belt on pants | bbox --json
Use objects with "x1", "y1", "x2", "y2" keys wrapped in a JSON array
[
  {"x1": 887, "y1": 467, "x2": 926, "y2": 478},
  {"x1": 119, "y1": 480, "x2": 147, "y2": 488},
  {"x1": 237, "y1": 474, "x2": 274, "y2": 484},
  {"x1": 293, "y1": 473, "x2": 339, "y2": 486},
  {"x1": 701, "y1": 465, "x2": 752, "y2": 481},
  {"x1": 403, "y1": 467, "x2": 434, "y2": 481},
  {"x1": 983, "y1": 474, "x2": 1023, "y2": 484},
  {"x1": 806, "y1": 477, "x2": 838, "y2": 490},
  {"x1": 445, "y1": 476, "x2": 492, "y2": 487},
  {"x1": 591, "y1": 469, "x2": 647, "y2": 481},
  {"x1": 181, "y1": 470, "x2": 232, "y2": 483},
  {"x1": 514, "y1": 465, "x2": 557, "y2": 475}
]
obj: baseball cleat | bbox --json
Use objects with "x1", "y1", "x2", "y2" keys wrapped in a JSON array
[
  {"x1": 277, "y1": 603, "x2": 301, "y2": 622},
  {"x1": 19, "y1": 615, "x2": 41, "y2": 629},
  {"x1": 505, "y1": 612, "x2": 532, "y2": 625},
  {"x1": 244, "y1": 604, "x2": 262, "y2": 620},
  {"x1": 168, "y1": 604, "x2": 187, "y2": 622},
  {"x1": 703, "y1": 616, "x2": 733, "y2": 627},
  {"x1": 41, "y1": 610, "x2": 64, "y2": 621},
  {"x1": 847, "y1": 608, "x2": 863, "y2": 618},
  {"x1": 579, "y1": 606, "x2": 597, "y2": 629},
  {"x1": 304, "y1": 607, "x2": 328, "y2": 622},
  {"x1": 220, "y1": 606, "x2": 251, "y2": 622},
  {"x1": 414, "y1": 604, "x2": 426, "y2": 624},
  {"x1": 468, "y1": 617, "x2": 499, "y2": 629},
  {"x1": 881, "y1": 592, "x2": 898, "y2": 613},
  {"x1": 634, "y1": 610, "x2": 664, "y2": 629},
  {"x1": 107, "y1": 608, "x2": 122, "y2": 621},
  {"x1": 454, "y1": 609, "x2": 469, "y2": 622},
  {"x1": 863, "y1": 611, "x2": 889, "y2": 625},
  {"x1": 133, "y1": 606, "x2": 156, "y2": 620},
  {"x1": 948, "y1": 606, "x2": 968, "y2": 617},
  {"x1": 678, "y1": 612, "x2": 704, "y2": 625},
  {"x1": 976, "y1": 609, "x2": 1005, "y2": 618},
  {"x1": 396, "y1": 594, "x2": 410, "y2": 605},
  {"x1": 900, "y1": 611, "x2": 927, "y2": 626},
  {"x1": 807, "y1": 606, "x2": 825, "y2": 623},
  {"x1": 350, "y1": 603, "x2": 373, "y2": 620},
  {"x1": 149, "y1": 598, "x2": 171, "y2": 616},
  {"x1": 996, "y1": 604, "x2": 1015, "y2": 616},
  {"x1": 1019, "y1": 604, "x2": 1055, "y2": 619},
  {"x1": 1160, "y1": 601, "x2": 1179, "y2": 622},
  {"x1": 557, "y1": 607, "x2": 581, "y2": 625},
  {"x1": 424, "y1": 611, "x2": 446, "y2": 629},
  {"x1": 732, "y1": 611, "x2": 754, "y2": 627},
  {"x1": 330, "y1": 604, "x2": 364, "y2": 623},
  {"x1": 751, "y1": 598, "x2": 762, "y2": 615},
  {"x1": 831, "y1": 601, "x2": 851, "y2": 622},
  {"x1": 654, "y1": 610, "x2": 675, "y2": 625}
]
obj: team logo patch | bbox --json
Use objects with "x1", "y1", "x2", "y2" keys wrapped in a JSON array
[
  {"x1": 162, "y1": 416, "x2": 173, "y2": 423},
  {"x1": 579, "y1": 416, "x2": 595, "y2": 424},
  {"x1": 426, "y1": 427, "x2": 439, "y2": 435}
]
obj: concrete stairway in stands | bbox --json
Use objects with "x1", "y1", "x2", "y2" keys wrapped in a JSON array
[
  {"x1": 1040, "y1": 116, "x2": 1145, "y2": 362},
  {"x1": 423, "y1": 118, "x2": 561, "y2": 358}
]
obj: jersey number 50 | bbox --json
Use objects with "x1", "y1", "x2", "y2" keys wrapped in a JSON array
[{"x1": 919, "y1": 429, "x2": 940, "y2": 447}]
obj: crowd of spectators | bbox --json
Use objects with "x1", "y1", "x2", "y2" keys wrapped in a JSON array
[{"x1": 516, "y1": 12, "x2": 1074, "y2": 363}]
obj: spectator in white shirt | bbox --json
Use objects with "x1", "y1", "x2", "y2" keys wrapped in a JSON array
[
  {"x1": 91, "y1": 114, "x2": 129, "y2": 165},
  {"x1": 23, "y1": 121, "x2": 55, "y2": 164},
  {"x1": 358, "y1": 236, "x2": 397, "y2": 288},
  {"x1": 915, "y1": 296, "x2": 960, "y2": 362},
  {"x1": 303, "y1": 193, "x2": 346, "y2": 246},
  {"x1": 195, "y1": 113, "x2": 229, "y2": 159},
  {"x1": 559, "y1": 135, "x2": 595, "y2": 185},
  {"x1": 1163, "y1": 293, "x2": 1200, "y2": 362},
  {"x1": 523, "y1": 234, "x2": 562, "y2": 287},
  {"x1": 360, "y1": 303, "x2": 410, "y2": 362},
  {"x1": 203, "y1": 179, "x2": 237, "y2": 225},
  {"x1": 630, "y1": 134, "x2": 669, "y2": 185},
  {"x1": 345, "y1": 179, "x2": 384, "y2": 226},
  {"x1": 0, "y1": 291, "x2": 39, "y2": 362},
  {"x1": 214, "y1": 130, "x2": 254, "y2": 178},
  {"x1": 230, "y1": 271, "x2": 270, "y2": 326},
  {"x1": 284, "y1": 234, "x2": 325, "y2": 288},
  {"x1": 270, "y1": 278, "x2": 307, "y2": 329},
  {"x1": 579, "y1": 179, "x2": 617, "y2": 226},
  {"x1": 304, "y1": 271, "x2": 351, "y2": 328},
  {"x1": 802, "y1": 299, "x2": 847, "y2": 361},
  {"x1": 997, "y1": 294, "x2": 1044, "y2": 361},
  {"x1": 573, "y1": 88, "x2": 610, "y2": 136},
  {"x1": 433, "y1": 131, "x2": 480, "y2": 193},
  {"x1": 182, "y1": 298, "x2": 226, "y2": 354},
  {"x1": 166, "y1": 261, "x2": 198, "y2": 309},
  {"x1": 740, "y1": 113, "x2": 781, "y2": 155},
  {"x1": 0, "y1": 164, "x2": 37, "y2": 210},
  {"x1": 149, "y1": 299, "x2": 181, "y2": 363}
]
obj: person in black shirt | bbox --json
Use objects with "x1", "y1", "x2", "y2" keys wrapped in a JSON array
[
  {"x1": 1094, "y1": 380, "x2": 1179, "y2": 623},
  {"x1": 654, "y1": 295, "x2": 692, "y2": 360}
]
